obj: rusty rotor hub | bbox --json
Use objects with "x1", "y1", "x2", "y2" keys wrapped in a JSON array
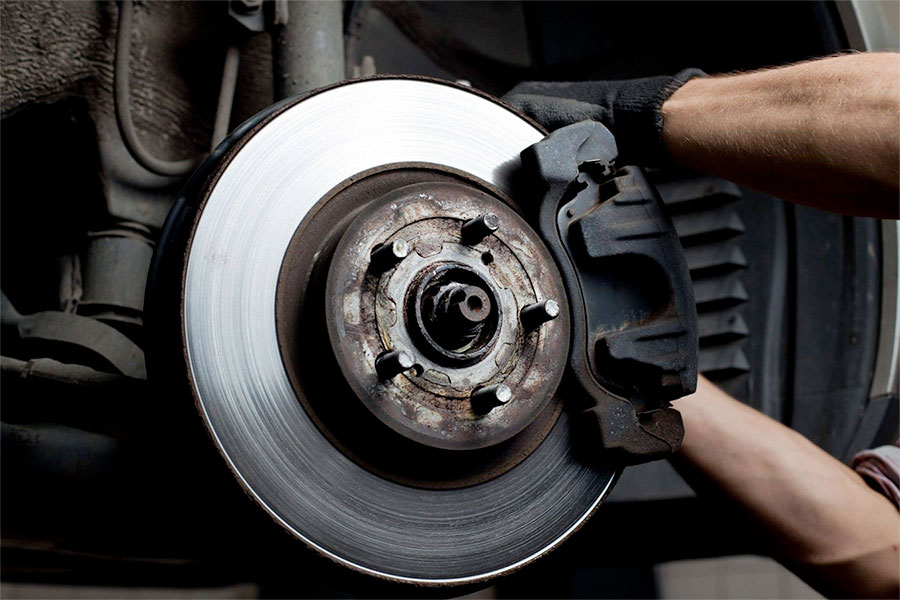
[
  {"x1": 325, "y1": 181, "x2": 569, "y2": 451},
  {"x1": 275, "y1": 163, "x2": 572, "y2": 488}
]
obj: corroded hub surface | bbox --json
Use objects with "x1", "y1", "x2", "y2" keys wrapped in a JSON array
[{"x1": 325, "y1": 181, "x2": 570, "y2": 450}]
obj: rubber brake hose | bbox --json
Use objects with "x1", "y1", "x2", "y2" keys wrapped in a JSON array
[{"x1": 115, "y1": 0, "x2": 239, "y2": 177}]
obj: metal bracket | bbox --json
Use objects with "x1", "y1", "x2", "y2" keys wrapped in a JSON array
[
  {"x1": 521, "y1": 121, "x2": 699, "y2": 465},
  {"x1": 228, "y1": 0, "x2": 265, "y2": 33}
]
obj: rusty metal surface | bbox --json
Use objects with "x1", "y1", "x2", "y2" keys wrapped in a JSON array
[
  {"x1": 274, "y1": 162, "x2": 564, "y2": 490},
  {"x1": 326, "y1": 182, "x2": 569, "y2": 451}
]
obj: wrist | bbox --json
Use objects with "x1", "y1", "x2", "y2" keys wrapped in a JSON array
[
  {"x1": 659, "y1": 75, "x2": 710, "y2": 166},
  {"x1": 628, "y1": 68, "x2": 707, "y2": 166}
]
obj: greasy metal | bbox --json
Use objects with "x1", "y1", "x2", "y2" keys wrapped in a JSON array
[
  {"x1": 522, "y1": 121, "x2": 699, "y2": 464},
  {"x1": 326, "y1": 182, "x2": 570, "y2": 451},
  {"x1": 433, "y1": 284, "x2": 492, "y2": 327},
  {"x1": 177, "y1": 78, "x2": 617, "y2": 584}
]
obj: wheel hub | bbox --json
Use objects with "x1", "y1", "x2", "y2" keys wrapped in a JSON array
[{"x1": 325, "y1": 181, "x2": 569, "y2": 451}]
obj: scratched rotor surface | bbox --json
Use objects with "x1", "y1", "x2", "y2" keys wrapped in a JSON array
[{"x1": 180, "y1": 78, "x2": 618, "y2": 584}]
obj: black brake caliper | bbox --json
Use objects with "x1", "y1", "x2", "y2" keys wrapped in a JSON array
[{"x1": 521, "y1": 121, "x2": 699, "y2": 465}]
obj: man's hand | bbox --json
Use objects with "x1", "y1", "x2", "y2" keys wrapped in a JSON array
[
  {"x1": 506, "y1": 53, "x2": 900, "y2": 219},
  {"x1": 504, "y1": 69, "x2": 704, "y2": 166}
]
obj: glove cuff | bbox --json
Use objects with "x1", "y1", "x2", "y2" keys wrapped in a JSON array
[{"x1": 614, "y1": 68, "x2": 707, "y2": 167}]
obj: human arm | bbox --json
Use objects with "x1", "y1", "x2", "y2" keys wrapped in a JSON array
[
  {"x1": 506, "y1": 53, "x2": 900, "y2": 219},
  {"x1": 671, "y1": 376, "x2": 900, "y2": 599},
  {"x1": 661, "y1": 53, "x2": 899, "y2": 218}
]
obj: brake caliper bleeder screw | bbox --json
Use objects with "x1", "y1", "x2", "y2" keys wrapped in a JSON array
[
  {"x1": 520, "y1": 299, "x2": 560, "y2": 331},
  {"x1": 375, "y1": 349, "x2": 415, "y2": 380},
  {"x1": 471, "y1": 383, "x2": 512, "y2": 414},
  {"x1": 370, "y1": 239, "x2": 409, "y2": 274},
  {"x1": 461, "y1": 213, "x2": 500, "y2": 243}
]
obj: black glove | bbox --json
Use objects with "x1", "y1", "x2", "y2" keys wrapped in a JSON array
[{"x1": 503, "y1": 68, "x2": 706, "y2": 166}]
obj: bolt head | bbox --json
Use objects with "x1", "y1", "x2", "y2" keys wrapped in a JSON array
[
  {"x1": 493, "y1": 384, "x2": 512, "y2": 404},
  {"x1": 544, "y1": 299, "x2": 560, "y2": 319},
  {"x1": 395, "y1": 351, "x2": 414, "y2": 370},
  {"x1": 391, "y1": 239, "x2": 409, "y2": 259}
]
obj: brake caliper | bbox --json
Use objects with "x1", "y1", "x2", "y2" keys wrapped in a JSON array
[{"x1": 521, "y1": 121, "x2": 699, "y2": 465}]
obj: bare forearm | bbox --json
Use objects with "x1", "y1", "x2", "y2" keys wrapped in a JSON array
[
  {"x1": 662, "y1": 53, "x2": 900, "y2": 218},
  {"x1": 672, "y1": 377, "x2": 899, "y2": 598}
]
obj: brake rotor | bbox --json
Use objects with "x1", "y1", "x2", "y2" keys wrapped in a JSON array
[{"x1": 154, "y1": 78, "x2": 618, "y2": 584}]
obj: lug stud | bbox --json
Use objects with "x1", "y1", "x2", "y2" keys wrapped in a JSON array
[
  {"x1": 471, "y1": 383, "x2": 512, "y2": 414},
  {"x1": 370, "y1": 240, "x2": 409, "y2": 273},
  {"x1": 375, "y1": 349, "x2": 414, "y2": 380},
  {"x1": 520, "y1": 299, "x2": 559, "y2": 331},
  {"x1": 461, "y1": 213, "x2": 500, "y2": 243}
]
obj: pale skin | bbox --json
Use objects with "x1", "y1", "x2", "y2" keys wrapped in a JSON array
[
  {"x1": 662, "y1": 52, "x2": 900, "y2": 218},
  {"x1": 660, "y1": 53, "x2": 900, "y2": 598}
]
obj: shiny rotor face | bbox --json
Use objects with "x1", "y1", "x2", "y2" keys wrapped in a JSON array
[{"x1": 181, "y1": 78, "x2": 617, "y2": 584}]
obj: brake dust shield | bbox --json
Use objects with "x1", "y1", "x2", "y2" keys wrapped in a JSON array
[{"x1": 164, "y1": 78, "x2": 618, "y2": 585}]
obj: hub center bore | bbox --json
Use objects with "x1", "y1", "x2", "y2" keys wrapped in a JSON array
[{"x1": 413, "y1": 265, "x2": 500, "y2": 365}]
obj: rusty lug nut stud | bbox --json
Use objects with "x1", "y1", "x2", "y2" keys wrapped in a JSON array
[
  {"x1": 471, "y1": 383, "x2": 512, "y2": 414},
  {"x1": 375, "y1": 349, "x2": 415, "y2": 380},
  {"x1": 370, "y1": 240, "x2": 409, "y2": 273},
  {"x1": 520, "y1": 299, "x2": 560, "y2": 331},
  {"x1": 461, "y1": 213, "x2": 500, "y2": 242}
]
